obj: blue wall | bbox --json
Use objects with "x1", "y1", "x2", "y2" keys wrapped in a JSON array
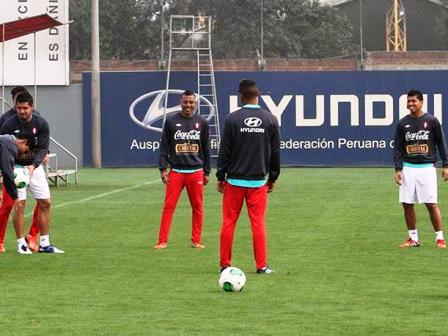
[{"x1": 83, "y1": 71, "x2": 448, "y2": 167}]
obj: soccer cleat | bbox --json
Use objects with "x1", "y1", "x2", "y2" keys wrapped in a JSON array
[
  {"x1": 436, "y1": 239, "x2": 446, "y2": 249},
  {"x1": 154, "y1": 242, "x2": 167, "y2": 249},
  {"x1": 399, "y1": 238, "x2": 420, "y2": 248},
  {"x1": 26, "y1": 234, "x2": 39, "y2": 253},
  {"x1": 38, "y1": 245, "x2": 64, "y2": 254},
  {"x1": 191, "y1": 242, "x2": 205, "y2": 249},
  {"x1": 0, "y1": 243, "x2": 5, "y2": 253},
  {"x1": 256, "y1": 266, "x2": 275, "y2": 274},
  {"x1": 18, "y1": 244, "x2": 32, "y2": 255}
]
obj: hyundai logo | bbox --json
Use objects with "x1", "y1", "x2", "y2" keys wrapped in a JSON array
[
  {"x1": 244, "y1": 117, "x2": 262, "y2": 127},
  {"x1": 129, "y1": 89, "x2": 215, "y2": 133}
]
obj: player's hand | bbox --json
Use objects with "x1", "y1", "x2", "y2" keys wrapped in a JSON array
[
  {"x1": 394, "y1": 170, "x2": 402, "y2": 185},
  {"x1": 442, "y1": 168, "x2": 448, "y2": 181},
  {"x1": 160, "y1": 171, "x2": 169, "y2": 185},
  {"x1": 217, "y1": 181, "x2": 226, "y2": 193},
  {"x1": 26, "y1": 165, "x2": 35, "y2": 176},
  {"x1": 13, "y1": 199, "x2": 24, "y2": 213},
  {"x1": 203, "y1": 175, "x2": 209, "y2": 186},
  {"x1": 266, "y1": 181, "x2": 275, "y2": 193}
]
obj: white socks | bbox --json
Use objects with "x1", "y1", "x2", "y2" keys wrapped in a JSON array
[
  {"x1": 17, "y1": 237, "x2": 26, "y2": 247},
  {"x1": 40, "y1": 235, "x2": 50, "y2": 248},
  {"x1": 409, "y1": 230, "x2": 419, "y2": 242},
  {"x1": 435, "y1": 231, "x2": 444, "y2": 241}
]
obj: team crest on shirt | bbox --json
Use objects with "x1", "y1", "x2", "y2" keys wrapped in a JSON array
[
  {"x1": 195, "y1": 122, "x2": 199, "y2": 129},
  {"x1": 32, "y1": 127, "x2": 37, "y2": 134},
  {"x1": 423, "y1": 122, "x2": 428, "y2": 128}
]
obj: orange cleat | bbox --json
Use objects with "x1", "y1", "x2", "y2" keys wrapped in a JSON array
[
  {"x1": 192, "y1": 242, "x2": 205, "y2": 249},
  {"x1": 26, "y1": 235, "x2": 39, "y2": 253},
  {"x1": 436, "y1": 239, "x2": 446, "y2": 249},
  {"x1": 154, "y1": 242, "x2": 167, "y2": 249},
  {"x1": 399, "y1": 238, "x2": 420, "y2": 248},
  {"x1": 0, "y1": 243, "x2": 5, "y2": 253}
]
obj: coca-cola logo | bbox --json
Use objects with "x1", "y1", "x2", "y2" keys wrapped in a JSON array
[
  {"x1": 405, "y1": 130, "x2": 430, "y2": 141},
  {"x1": 174, "y1": 130, "x2": 200, "y2": 140}
]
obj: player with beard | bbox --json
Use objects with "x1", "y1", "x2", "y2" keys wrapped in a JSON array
[
  {"x1": 154, "y1": 90, "x2": 210, "y2": 249},
  {"x1": 1, "y1": 91, "x2": 63, "y2": 254}
]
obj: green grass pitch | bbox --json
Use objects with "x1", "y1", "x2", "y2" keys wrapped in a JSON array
[{"x1": 1, "y1": 168, "x2": 448, "y2": 335}]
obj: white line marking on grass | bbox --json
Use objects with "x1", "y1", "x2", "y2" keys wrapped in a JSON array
[{"x1": 24, "y1": 178, "x2": 160, "y2": 217}]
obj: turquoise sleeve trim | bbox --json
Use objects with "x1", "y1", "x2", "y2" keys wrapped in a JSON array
[
  {"x1": 403, "y1": 162, "x2": 434, "y2": 168},
  {"x1": 227, "y1": 178, "x2": 266, "y2": 188},
  {"x1": 242, "y1": 104, "x2": 261, "y2": 109},
  {"x1": 172, "y1": 168, "x2": 203, "y2": 174}
]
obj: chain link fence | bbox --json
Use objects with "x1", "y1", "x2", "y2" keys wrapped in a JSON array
[{"x1": 69, "y1": 0, "x2": 448, "y2": 62}]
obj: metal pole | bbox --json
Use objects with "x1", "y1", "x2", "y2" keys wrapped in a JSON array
[
  {"x1": 359, "y1": 0, "x2": 364, "y2": 69},
  {"x1": 260, "y1": 0, "x2": 264, "y2": 68},
  {"x1": 2, "y1": 23, "x2": 5, "y2": 114},
  {"x1": 33, "y1": 32, "x2": 38, "y2": 107},
  {"x1": 160, "y1": 0, "x2": 165, "y2": 65},
  {"x1": 92, "y1": 0, "x2": 102, "y2": 167}
]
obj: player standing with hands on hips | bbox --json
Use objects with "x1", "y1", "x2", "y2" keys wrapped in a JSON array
[
  {"x1": 154, "y1": 90, "x2": 211, "y2": 249},
  {"x1": 394, "y1": 89, "x2": 448, "y2": 248},
  {"x1": 217, "y1": 79, "x2": 280, "y2": 274}
]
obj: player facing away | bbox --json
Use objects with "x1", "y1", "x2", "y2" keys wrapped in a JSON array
[
  {"x1": 0, "y1": 86, "x2": 40, "y2": 253},
  {"x1": 394, "y1": 89, "x2": 448, "y2": 248},
  {"x1": 154, "y1": 90, "x2": 211, "y2": 249},
  {"x1": 216, "y1": 79, "x2": 280, "y2": 274},
  {"x1": 0, "y1": 91, "x2": 64, "y2": 254}
]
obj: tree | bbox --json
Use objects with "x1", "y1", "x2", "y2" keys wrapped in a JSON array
[{"x1": 69, "y1": 0, "x2": 356, "y2": 60}]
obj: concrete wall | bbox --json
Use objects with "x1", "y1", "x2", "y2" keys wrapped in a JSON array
[{"x1": 1, "y1": 84, "x2": 83, "y2": 168}]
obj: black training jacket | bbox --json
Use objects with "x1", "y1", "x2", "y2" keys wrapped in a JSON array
[
  {"x1": 394, "y1": 112, "x2": 448, "y2": 170},
  {"x1": 216, "y1": 106, "x2": 280, "y2": 182},
  {"x1": 159, "y1": 112, "x2": 211, "y2": 175}
]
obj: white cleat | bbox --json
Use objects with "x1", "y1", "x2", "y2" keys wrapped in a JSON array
[
  {"x1": 38, "y1": 245, "x2": 65, "y2": 254},
  {"x1": 17, "y1": 244, "x2": 32, "y2": 255}
]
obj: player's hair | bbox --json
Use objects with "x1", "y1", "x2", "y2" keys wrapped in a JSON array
[
  {"x1": 182, "y1": 89, "x2": 195, "y2": 97},
  {"x1": 407, "y1": 89, "x2": 423, "y2": 101},
  {"x1": 15, "y1": 91, "x2": 34, "y2": 106},
  {"x1": 10, "y1": 86, "x2": 27, "y2": 98},
  {"x1": 239, "y1": 79, "x2": 259, "y2": 99}
]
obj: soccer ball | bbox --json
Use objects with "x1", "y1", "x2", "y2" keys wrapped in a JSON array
[
  {"x1": 14, "y1": 166, "x2": 30, "y2": 189},
  {"x1": 218, "y1": 267, "x2": 246, "y2": 292}
]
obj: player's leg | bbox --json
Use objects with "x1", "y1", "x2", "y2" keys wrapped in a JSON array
[
  {"x1": 28, "y1": 165, "x2": 63, "y2": 253},
  {"x1": 246, "y1": 185, "x2": 272, "y2": 272},
  {"x1": 399, "y1": 166, "x2": 420, "y2": 247},
  {"x1": 0, "y1": 185, "x2": 15, "y2": 252},
  {"x1": 156, "y1": 171, "x2": 185, "y2": 248},
  {"x1": 26, "y1": 205, "x2": 40, "y2": 252},
  {"x1": 185, "y1": 170, "x2": 204, "y2": 247},
  {"x1": 12, "y1": 192, "x2": 31, "y2": 254},
  {"x1": 220, "y1": 183, "x2": 245, "y2": 269}
]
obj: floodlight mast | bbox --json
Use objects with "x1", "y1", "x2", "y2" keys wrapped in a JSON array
[{"x1": 386, "y1": 0, "x2": 407, "y2": 51}]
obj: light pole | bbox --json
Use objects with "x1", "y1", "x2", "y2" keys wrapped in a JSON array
[{"x1": 92, "y1": 0, "x2": 101, "y2": 167}]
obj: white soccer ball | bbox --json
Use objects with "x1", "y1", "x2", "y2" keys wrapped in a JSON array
[
  {"x1": 14, "y1": 166, "x2": 30, "y2": 189},
  {"x1": 219, "y1": 267, "x2": 246, "y2": 292}
]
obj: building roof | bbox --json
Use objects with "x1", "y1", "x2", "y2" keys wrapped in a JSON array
[{"x1": 320, "y1": 0, "x2": 448, "y2": 8}]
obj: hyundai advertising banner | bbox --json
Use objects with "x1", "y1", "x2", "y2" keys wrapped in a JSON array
[{"x1": 83, "y1": 71, "x2": 447, "y2": 167}]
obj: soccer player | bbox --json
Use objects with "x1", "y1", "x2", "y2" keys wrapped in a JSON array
[
  {"x1": 394, "y1": 89, "x2": 448, "y2": 248},
  {"x1": 0, "y1": 135, "x2": 30, "y2": 252},
  {"x1": 154, "y1": 90, "x2": 211, "y2": 249},
  {"x1": 0, "y1": 86, "x2": 41, "y2": 253},
  {"x1": 216, "y1": 79, "x2": 280, "y2": 274},
  {"x1": 1, "y1": 91, "x2": 63, "y2": 254}
]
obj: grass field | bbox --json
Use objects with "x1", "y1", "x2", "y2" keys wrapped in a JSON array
[{"x1": 1, "y1": 168, "x2": 448, "y2": 335}]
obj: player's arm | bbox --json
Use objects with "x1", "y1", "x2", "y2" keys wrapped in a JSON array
[
  {"x1": 433, "y1": 119, "x2": 448, "y2": 181},
  {"x1": 202, "y1": 119, "x2": 211, "y2": 185},
  {"x1": 216, "y1": 118, "x2": 233, "y2": 182},
  {"x1": 159, "y1": 120, "x2": 171, "y2": 184},
  {"x1": 268, "y1": 116, "x2": 281, "y2": 190},
  {"x1": 393, "y1": 123, "x2": 404, "y2": 185},
  {"x1": 31, "y1": 119, "x2": 50, "y2": 169}
]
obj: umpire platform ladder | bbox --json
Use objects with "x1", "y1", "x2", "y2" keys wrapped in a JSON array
[{"x1": 165, "y1": 15, "x2": 221, "y2": 156}]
